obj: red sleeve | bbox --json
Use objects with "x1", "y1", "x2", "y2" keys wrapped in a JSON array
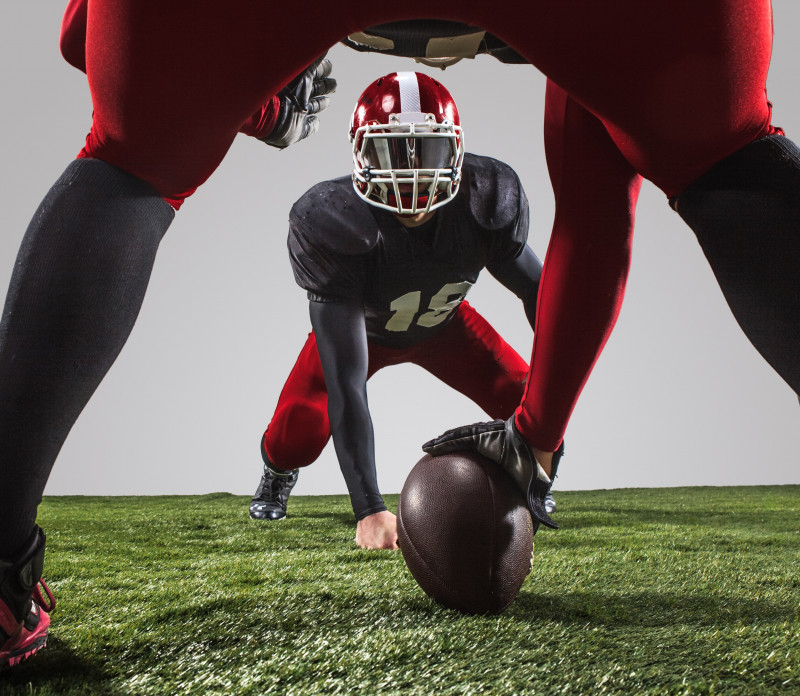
[
  {"x1": 60, "y1": 0, "x2": 88, "y2": 73},
  {"x1": 238, "y1": 96, "x2": 281, "y2": 139},
  {"x1": 515, "y1": 80, "x2": 643, "y2": 451}
]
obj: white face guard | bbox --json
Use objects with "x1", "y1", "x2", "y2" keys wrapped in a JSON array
[{"x1": 352, "y1": 112, "x2": 465, "y2": 215}]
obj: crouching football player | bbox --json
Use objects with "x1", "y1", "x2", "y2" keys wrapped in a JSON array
[{"x1": 249, "y1": 72, "x2": 555, "y2": 548}]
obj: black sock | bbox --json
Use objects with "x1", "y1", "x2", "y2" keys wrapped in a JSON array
[
  {"x1": 0, "y1": 158, "x2": 174, "y2": 558},
  {"x1": 674, "y1": 134, "x2": 800, "y2": 395}
]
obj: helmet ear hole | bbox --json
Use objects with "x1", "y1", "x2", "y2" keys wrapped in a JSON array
[{"x1": 350, "y1": 71, "x2": 465, "y2": 215}]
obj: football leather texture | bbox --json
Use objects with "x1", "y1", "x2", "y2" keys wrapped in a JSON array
[{"x1": 397, "y1": 451, "x2": 534, "y2": 615}]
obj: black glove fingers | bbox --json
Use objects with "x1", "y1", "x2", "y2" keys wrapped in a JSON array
[
  {"x1": 261, "y1": 53, "x2": 332, "y2": 148},
  {"x1": 422, "y1": 432, "x2": 480, "y2": 454},
  {"x1": 299, "y1": 116, "x2": 320, "y2": 142},
  {"x1": 282, "y1": 55, "x2": 327, "y2": 104},
  {"x1": 422, "y1": 423, "x2": 480, "y2": 451},
  {"x1": 314, "y1": 58, "x2": 334, "y2": 80},
  {"x1": 421, "y1": 419, "x2": 505, "y2": 454},
  {"x1": 312, "y1": 76, "x2": 338, "y2": 99},
  {"x1": 306, "y1": 95, "x2": 330, "y2": 115}
]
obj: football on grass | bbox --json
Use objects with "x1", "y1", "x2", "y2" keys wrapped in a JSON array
[{"x1": 397, "y1": 450, "x2": 534, "y2": 615}]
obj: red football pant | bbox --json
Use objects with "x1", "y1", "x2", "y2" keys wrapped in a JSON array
[
  {"x1": 263, "y1": 302, "x2": 528, "y2": 469},
  {"x1": 67, "y1": 0, "x2": 773, "y2": 203}
]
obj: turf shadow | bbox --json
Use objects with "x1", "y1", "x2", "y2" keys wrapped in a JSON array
[
  {"x1": 506, "y1": 588, "x2": 796, "y2": 628},
  {"x1": 295, "y1": 511, "x2": 355, "y2": 526},
  {"x1": 0, "y1": 637, "x2": 124, "y2": 696}
]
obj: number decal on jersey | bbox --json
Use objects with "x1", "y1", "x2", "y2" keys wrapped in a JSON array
[
  {"x1": 386, "y1": 291, "x2": 422, "y2": 332},
  {"x1": 417, "y1": 281, "x2": 473, "y2": 327},
  {"x1": 385, "y1": 281, "x2": 473, "y2": 332}
]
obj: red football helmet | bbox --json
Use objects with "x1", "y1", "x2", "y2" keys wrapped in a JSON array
[{"x1": 350, "y1": 72, "x2": 465, "y2": 215}]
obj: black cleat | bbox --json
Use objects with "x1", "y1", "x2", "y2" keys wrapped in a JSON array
[{"x1": 249, "y1": 466, "x2": 299, "y2": 520}]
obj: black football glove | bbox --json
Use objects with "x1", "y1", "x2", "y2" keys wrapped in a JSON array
[
  {"x1": 261, "y1": 54, "x2": 336, "y2": 149},
  {"x1": 422, "y1": 416, "x2": 563, "y2": 530}
]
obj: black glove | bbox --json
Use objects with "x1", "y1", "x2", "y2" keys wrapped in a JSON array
[
  {"x1": 261, "y1": 55, "x2": 336, "y2": 149},
  {"x1": 422, "y1": 417, "x2": 562, "y2": 530}
]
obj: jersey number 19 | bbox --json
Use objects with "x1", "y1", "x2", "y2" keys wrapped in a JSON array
[{"x1": 385, "y1": 281, "x2": 473, "y2": 332}]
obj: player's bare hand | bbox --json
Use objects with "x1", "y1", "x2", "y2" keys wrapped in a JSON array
[
  {"x1": 423, "y1": 417, "x2": 560, "y2": 529},
  {"x1": 355, "y1": 510, "x2": 399, "y2": 550}
]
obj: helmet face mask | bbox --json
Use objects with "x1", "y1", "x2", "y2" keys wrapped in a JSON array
[{"x1": 350, "y1": 73, "x2": 465, "y2": 215}]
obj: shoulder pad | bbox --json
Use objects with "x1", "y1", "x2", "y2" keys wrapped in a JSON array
[
  {"x1": 461, "y1": 153, "x2": 528, "y2": 231},
  {"x1": 290, "y1": 177, "x2": 381, "y2": 255}
]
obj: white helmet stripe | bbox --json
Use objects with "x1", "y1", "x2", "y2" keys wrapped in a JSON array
[{"x1": 396, "y1": 72, "x2": 421, "y2": 113}]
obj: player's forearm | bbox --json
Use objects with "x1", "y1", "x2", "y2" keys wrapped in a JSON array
[
  {"x1": 521, "y1": 294, "x2": 537, "y2": 332},
  {"x1": 327, "y1": 387, "x2": 387, "y2": 520},
  {"x1": 310, "y1": 299, "x2": 386, "y2": 521}
]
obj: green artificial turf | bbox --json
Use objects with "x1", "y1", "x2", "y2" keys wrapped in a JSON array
[{"x1": 1, "y1": 487, "x2": 798, "y2": 695}]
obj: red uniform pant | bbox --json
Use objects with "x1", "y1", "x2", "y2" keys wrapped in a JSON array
[
  {"x1": 65, "y1": 0, "x2": 773, "y2": 202},
  {"x1": 263, "y1": 302, "x2": 528, "y2": 469}
]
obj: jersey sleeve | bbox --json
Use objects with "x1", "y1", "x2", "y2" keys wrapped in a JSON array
[
  {"x1": 238, "y1": 97, "x2": 282, "y2": 139},
  {"x1": 489, "y1": 184, "x2": 529, "y2": 264},
  {"x1": 287, "y1": 179, "x2": 381, "y2": 302}
]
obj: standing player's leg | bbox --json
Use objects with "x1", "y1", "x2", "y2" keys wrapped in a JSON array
[
  {"x1": 514, "y1": 82, "x2": 642, "y2": 457},
  {"x1": 0, "y1": 155, "x2": 176, "y2": 670},
  {"x1": 419, "y1": 82, "x2": 641, "y2": 521},
  {"x1": 477, "y1": 0, "x2": 799, "y2": 395},
  {"x1": 671, "y1": 135, "x2": 800, "y2": 395},
  {"x1": 0, "y1": 2, "x2": 315, "y2": 551},
  {"x1": 0, "y1": 0, "x2": 349, "y2": 666}
]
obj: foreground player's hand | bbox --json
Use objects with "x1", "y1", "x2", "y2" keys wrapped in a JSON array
[
  {"x1": 356, "y1": 510, "x2": 399, "y2": 550},
  {"x1": 422, "y1": 417, "x2": 559, "y2": 529},
  {"x1": 261, "y1": 54, "x2": 337, "y2": 149}
]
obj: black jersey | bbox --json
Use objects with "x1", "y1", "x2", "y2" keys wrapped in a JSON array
[{"x1": 288, "y1": 153, "x2": 529, "y2": 347}]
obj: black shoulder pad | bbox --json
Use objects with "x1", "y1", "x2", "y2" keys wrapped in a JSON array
[
  {"x1": 289, "y1": 177, "x2": 381, "y2": 255},
  {"x1": 461, "y1": 153, "x2": 527, "y2": 231}
]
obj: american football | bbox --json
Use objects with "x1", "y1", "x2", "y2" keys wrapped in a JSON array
[{"x1": 397, "y1": 450, "x2": 534, "y2": 615}]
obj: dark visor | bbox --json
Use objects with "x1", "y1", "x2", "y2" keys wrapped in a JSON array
[{"x1": 361, "y1": 136, "x2": 455, "y2": 171}]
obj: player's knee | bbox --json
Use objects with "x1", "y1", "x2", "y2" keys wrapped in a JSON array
[{"x1": 266, "y1": 401, "x2": 329, "y2": 468}]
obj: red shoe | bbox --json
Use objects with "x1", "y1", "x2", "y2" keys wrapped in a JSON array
[{"x1": 0, "y1": 527, "x2": 55, "y2": 670}]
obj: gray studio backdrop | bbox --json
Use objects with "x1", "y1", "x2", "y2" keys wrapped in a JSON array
[{"x1": 2, "y1": 3, "x2": 799, "y2": 500}]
